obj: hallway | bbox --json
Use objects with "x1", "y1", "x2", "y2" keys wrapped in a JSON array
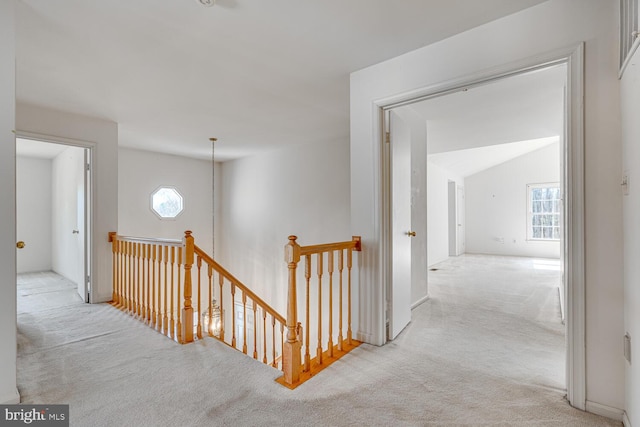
[{"x1": 16, "y1": 260, "x2": 617, "y2": 426}]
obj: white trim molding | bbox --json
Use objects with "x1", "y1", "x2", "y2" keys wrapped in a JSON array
[
  {"x1": 0, "y1": 389, "x2": 20, "y2": 405},
  {"x1": 371, "y1": 43, "x2": 586, "y2": 409},
  {"x1": 585, "y1": 401, "x2": 625, "y2": 422},
  {"x1": 411, "y1": 294, "x2": 430, "y2": 310}
]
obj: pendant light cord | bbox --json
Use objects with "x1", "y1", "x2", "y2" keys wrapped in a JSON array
[{"x1": 210, "y1": 138, "x2": 217, "y2": 259}]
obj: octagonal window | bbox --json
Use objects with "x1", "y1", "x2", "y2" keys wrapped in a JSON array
[{"x1": 151, "y1": 186, "x2": 184, "y2": 219}]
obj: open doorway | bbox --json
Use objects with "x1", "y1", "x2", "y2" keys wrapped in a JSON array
[
  {"x1": 383, "y1": 62, "x2": 568, "y2": 391},
  {"x1": 16, "y1": 137, "x2": 92, "y2": 305}
]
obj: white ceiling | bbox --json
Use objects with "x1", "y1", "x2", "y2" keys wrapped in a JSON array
[
  {"x1": 15, "y1": 0, "x2": 548, "y2": 161},
  {"x1": 16, "y1": 138, "x2": 68, "y2": 159},
  {"x1": 396, "y1": 63, "x2": 566, "y2": 177},
  {"x1": 428, "y1": 137, "x2": 559, "y2": 178}
]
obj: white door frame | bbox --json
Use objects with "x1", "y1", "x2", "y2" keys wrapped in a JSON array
[
  {"x1": 377, "y1": 44, "x2": 585, "y2": 409},
  {"x1": 16, "y1": 130, "x2": 95, "y2": 303}
]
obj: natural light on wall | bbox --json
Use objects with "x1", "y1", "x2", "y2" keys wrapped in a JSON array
[{"x1": 151, "y1": 186, "x2": 184, "y2": 219}]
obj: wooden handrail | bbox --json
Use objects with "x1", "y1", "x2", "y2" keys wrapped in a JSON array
[
  {"x1": 108, "y1": 233, "x2": 183, "y2": 247},
  {"x1": 299, "y1": 238, "x2": 361, "y2": 256},
  {"x1": 193, "y1": 246, "x2": 286, "y2": 325}
]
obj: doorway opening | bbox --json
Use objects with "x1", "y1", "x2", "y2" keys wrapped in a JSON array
[
  {"x1": 381, "y1": 56, "x2": 580, "y2": 401},
  {"x1": 16, "y1": 137, "x2": 92, "y2": 306}
]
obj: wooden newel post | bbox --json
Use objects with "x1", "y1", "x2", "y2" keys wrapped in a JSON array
[
  {"x1": 283, "y1": 235, "x2": 302, "y2": 385},
  {"x1": 108, "y1": 232, "x2": 118, "y2": 304},
  {"x1": 181, "y1": 230, "x2": 195, "y2": 344}
]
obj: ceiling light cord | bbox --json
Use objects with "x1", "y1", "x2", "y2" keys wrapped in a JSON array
[{"x1": 210, "y1": 137, "x2": 217, "y2": 259}]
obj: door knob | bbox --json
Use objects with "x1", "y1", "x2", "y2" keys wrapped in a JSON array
[
  {"x1": 407, "y1": 231, "x2": 416, "y2": 237},
  {"x1": 16, "y1": 241, "x2": 25, "y2": 249}
]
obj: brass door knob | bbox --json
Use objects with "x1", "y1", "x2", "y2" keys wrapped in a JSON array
[
  {"x1": 16, "y1": 241, "x2": 25, "y2": 249},
  {"x1": 407, "y1": 231, "x2": 416, "y2": 237}
]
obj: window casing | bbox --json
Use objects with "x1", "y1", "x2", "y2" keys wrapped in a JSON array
[
  {"x1": 620, "y1": 0, "x2": 639, "y2": 73},
  {"x1": 151, "y1": 186, "x2": 184, "y2": 219},
  {"x1": 527, "y1": 183, "x2": 560, "y2": 241}
]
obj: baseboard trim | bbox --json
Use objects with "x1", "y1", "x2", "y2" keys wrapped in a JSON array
[
  {"x1": 623, "y1": 411, "x2": 632, "y2": 427},
  {"x1": 0, "y1": 388, "x2": 20, "y2": 404},
  {"x1": 585, "y1": 400, "x2": 624, "y2": 422},
  {"x1": 411, "y1": 294, "x2": 430, "y2": 310},
  {"x1": 356, "y1": 331, "x2": 375, "y2": 345}
]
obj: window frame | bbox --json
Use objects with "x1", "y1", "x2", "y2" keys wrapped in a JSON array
[
  {"x1": 526, "y1": 182, "x2": 561, "y2": 242},
  {"x1": 150, "y1": 185, "x2": 184, "y2": 220}
]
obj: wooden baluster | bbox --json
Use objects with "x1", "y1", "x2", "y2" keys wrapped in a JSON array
[
  {"x1": 242, "y1": 293, "x2": 247, "y2": 354},
  {"x1": 117, "y1": 240, "x2": 123, "y2": 308},
  {"x1": 207, "y1": 264, "x2": 213, "y2": 337},
  {"x1": 304, "y1": 255, "x2": 311, "y2": 372},
  {"x1": 280, "y1": 323, "x2": 285, "y2": 373},
  {"x1": 262, "y1": 309, "x2": 268, "y2": 364},
  {"x1": 116, "y1": 240, "x2": 120, "y2": 307},
  {"x1": 122, "y1": 241, "x2": 126, "y2": 309},
  {"x1": 156, "y1": 245, "x2": 162, "y2": 331},
  {"x1": 283, "y1": 236, "x2": 301, "y2": 384},
  {"x1": 338, "y1": 249, "x2": 344, "y2": 351},
  {"x1": 181, "y1": 230, "x2": 195, "y2": 344},
  {"x1": 328, "y1": 250, "x2": 334, "y2": 358},
  {"x1": 128, "y1": 241, "x2": 133, "y2": 314},
  {"x1": 163, "y1": 246, "x2": 169, "y2": 335},
  {"x1": 253, "y1": 300, "x2": 258, "y2": 360},
  {"x1": 137, "y1": 243, "x2": 142, "y2": 317},
  {"x1": 231, "y1": 283, "x2": 236, "y2": 348},
  {"x1": 347, "y1": 247, "x2": 353, "y2": 345},
  {"x1": 196, "y1": 255, "x2": 202, "y2": 340},
  {"x1": 146, "y1": 244, "x2": 151, "y2": 324},
  {"x1": 132, "y1": 243, "x2": 137, "y2": 315},
  {"x1": 271, "y1": 316, "x2": 277, "y2": 368},
  {"x1": 123, "y1": 242, "x2": 128, "y2": 311},
  {"x1": 150, "y1": 245, "x2": 156, "y2": 328},
  {"x1": 177, "y1": 247, "x2": 183, "y2": 343},
  {"x1": 218, "y1": 273, "x2": 224, "y2": 342},
  {"x1": 170, "y1": 246, "x2": 175, "y2": 339},
  {"x1": 316, "y1": 252, "x2": 324, "y2": 364}
]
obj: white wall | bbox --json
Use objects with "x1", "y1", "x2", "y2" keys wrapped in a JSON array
[
  {"x1": 219, "y1": 138, "x2": 351, "y2": 318},
  {"x1": 621, "y1": 44, "x2": 640, "y2": 427},
  {"x1": 0, "y1": 0, "x2": 18, "y2": 405},
  {"x1": 427, "y1": 162, "x2": 463, "y2": 266},
  {"x1": 118, "y1": 147, "x2": 215, "y2": 255},
  {"x1": 16, "y1": 104, "x2": 118, "y2": 303},
  {"x1": 16, "y1": 156, "x2": 52, "y2": 273},
  {"x1": 351, "y1": 0, "x2": 623, "y2": 412},
  {"x1": 52, "y1": 146, "x2": 85, "y2": 288},
  {"x1": 465, "y1": 143, "x2": 560, "y2": 258}
]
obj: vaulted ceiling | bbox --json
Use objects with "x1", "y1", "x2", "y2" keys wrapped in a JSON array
[{"x1": 16, "y1": 0, "x2": 548, "y2": 161}]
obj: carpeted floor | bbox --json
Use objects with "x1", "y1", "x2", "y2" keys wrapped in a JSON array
[{"x1": 16, "y1": 256, "x2": 621, "y2": 426}]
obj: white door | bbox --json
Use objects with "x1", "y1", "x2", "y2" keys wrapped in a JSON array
[
  {"x1": 456, "y1": 185, "x2": 465, "y2": 255},
  {"x1": 389, "y1": 111, "x2": 412, "y2": 340}
]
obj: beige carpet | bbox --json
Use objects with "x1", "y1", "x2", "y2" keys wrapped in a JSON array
[{"x1": 16, "y1": 258, "x2": 621, "y2": 426}]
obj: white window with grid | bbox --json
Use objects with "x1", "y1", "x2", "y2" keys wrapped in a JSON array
[{"x1": 527, "y1": 183, "x2": 560, "y2": 241}]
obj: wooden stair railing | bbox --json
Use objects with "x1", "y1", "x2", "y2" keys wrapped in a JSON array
[
  {"x1": 108, "y1": 231, "x2": 287, "y2": 369},
  {"x1": 108, "y1": 232, "x2": 195, "y2": 343},
  {"x1": 108, "y1": 231, "x2": 362, "y2": 387},
  {"x1": 279, "y1": 235, "x2": 362, "y2": 389},
  {"x1": 191, "y1": 245, "x2": 287, "y2": 368}
]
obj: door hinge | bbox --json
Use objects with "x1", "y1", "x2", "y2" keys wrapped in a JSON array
[
  {"x1": 86, "y1": 163, "x2": 91, "y2": 171},
  {"x1": 385, "y1": 132, "x2": 390, "y2": 144}
]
